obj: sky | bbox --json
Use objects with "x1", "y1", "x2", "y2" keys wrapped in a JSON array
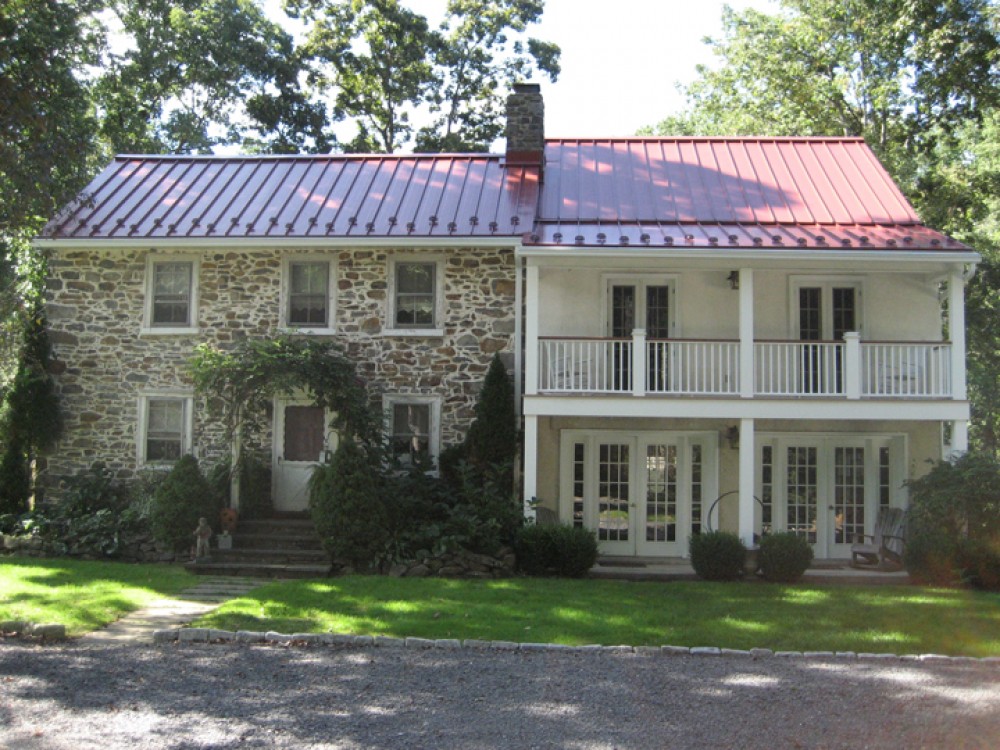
[{"x1": 266, "y1": 0, "x2": 776, "y2": 141}]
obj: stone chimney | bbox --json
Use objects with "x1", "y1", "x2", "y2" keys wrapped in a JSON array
[{"x1": 505, "y1": 83, "x2": 544, "y2": 168}]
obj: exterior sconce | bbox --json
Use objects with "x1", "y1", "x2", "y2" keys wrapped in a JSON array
[
  {"x1": 725, "y1": 425, "x2": 740, "y2": 449},
  {"x1": 727, "y1": 271, "x2": 740, "y2": 290}
]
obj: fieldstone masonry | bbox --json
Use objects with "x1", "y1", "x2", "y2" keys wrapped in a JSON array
[{"x1": 41, "y1": 245, "x2": 516, "y2": 500}]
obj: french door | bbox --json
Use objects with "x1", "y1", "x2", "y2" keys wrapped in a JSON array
[
  {"x1": 608, "y1": 280, "x2": 673, "y2": 391},
  {"x1": 562, "y1": 431, "x2": 715, "y2": 556},
  {"x1": 758, "y1": 436, "x2": 901, "y2": 557},
  {"x1": 798, "y1": 284, "x2": 858, "y2": 394}
]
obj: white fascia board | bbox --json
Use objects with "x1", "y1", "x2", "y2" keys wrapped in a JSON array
[
  {"x1": 516, "y1": 245, "x2": 980, "y2": 267},
  {"x1": 523, "y1": 395, "x2": 970, "y2": 422},
  {"x1": 33, "y1": 236, "x2": 521, "y2": 251}
]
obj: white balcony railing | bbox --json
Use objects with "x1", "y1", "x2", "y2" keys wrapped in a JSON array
[
  {"x1": 755, "y1": 341, "x2": 845, "y2": 397},
  {"x1": 862, "y1": 342, "x2": 952, "y2": 398},
  {"x1": 647, "y1": 339, "x2": 740, "y2": 395},
  {"x1": 536, "y1": 335, "x2": 954, "y2": 400}
]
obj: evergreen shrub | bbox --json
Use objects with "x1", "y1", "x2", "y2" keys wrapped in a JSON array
[
  {"x1": 149, "y1": 455, "x2": 219, "y2": 552},
  {"x1": 758, "y1": 532, "x2": 814, "y2": 582},
  {"x1": 689, "y1": 531, "x2": 746, "y2": 581},
  {"x1": 514, "y1": 524, "x2": 598, "y2": 577},
  {"x1": 309, "y1": 439, "x2": 388, "y2": 570}
]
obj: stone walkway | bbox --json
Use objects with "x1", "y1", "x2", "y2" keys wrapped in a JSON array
[{"x1": 78, "y1": 576, "x2": 266, "y2": 646}]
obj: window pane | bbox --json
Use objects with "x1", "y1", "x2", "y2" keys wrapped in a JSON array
[
  {"x1": 147, "y1": 399, "x2": 184, "y2": 462},
  {"x1": 284, "y1": 405, "x2": 325, "y2": 462},
  {"x1": 152, "y1": 262, "x2": 191, "y2": 325},
  {"x1": 391, "y1": 403, "x2": 430, "y2": 464},
  {"x1": 397, "y1": 263, "x2": 434, "y2": 294},
  {"x1": 289, "y1": 262, "x2": 329, "y2": 326}
]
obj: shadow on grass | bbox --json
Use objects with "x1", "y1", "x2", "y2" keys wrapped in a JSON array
[{"x1": 196, "y1": 577, "x2": 1000, "y2": 656}]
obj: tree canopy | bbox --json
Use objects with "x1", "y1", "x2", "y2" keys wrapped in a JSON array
[{"x1": 645, "y1": 0, "x2": 1000, "y2": 454}]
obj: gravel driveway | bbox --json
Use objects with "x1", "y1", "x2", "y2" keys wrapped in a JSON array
[{"x1": 2, "y1": 642, "x2": 998, "y2": 749}]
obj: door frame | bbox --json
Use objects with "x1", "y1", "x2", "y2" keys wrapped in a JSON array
[
  {"x1": 559, "y1": 429, "x2": 718, "y2": 557},
  {"x1": 272, "y1": 395, "x2": 337, "y2": 512}
]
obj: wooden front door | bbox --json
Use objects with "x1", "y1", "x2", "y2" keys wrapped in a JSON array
[{"x1": 273, "y1": 399, "x2": 336, "y2": 512}]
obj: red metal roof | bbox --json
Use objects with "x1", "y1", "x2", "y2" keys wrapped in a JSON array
[
  {"x1": 530, "y1": 138, "x2": 966, "y2": 251},
  {"x1": 42, "y1": 154, "x2": 540, "y2": 241},
  {"x1": 40, "y1": 137, "x2": 967, "y2": 252}
]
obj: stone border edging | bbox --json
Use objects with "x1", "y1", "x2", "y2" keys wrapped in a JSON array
[
  {"x1": 1, "y1": 621, "x2": 67, "y2": 640},
  {"x1": 154, "y1": 627, "x2": 1000, "y2": 664}
]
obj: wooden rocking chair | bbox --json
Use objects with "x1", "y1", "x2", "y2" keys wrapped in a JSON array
[{"x1": 851, "y1": 507, "x2": 906, "y2": 569}]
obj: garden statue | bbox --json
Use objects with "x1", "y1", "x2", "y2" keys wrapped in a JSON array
[{"x1": 192, "y1": 517, "x2": 212, "y2": 560}]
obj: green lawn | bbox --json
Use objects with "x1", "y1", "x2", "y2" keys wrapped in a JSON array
[
  {"x1": 195, "y1": 576, "x2": 1000, "y2": 657},
  {"x1": 0, "y1": 557, "x2": 195, "y2": 636}
]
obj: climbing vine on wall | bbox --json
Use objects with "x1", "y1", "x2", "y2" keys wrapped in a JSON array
[{"x1": 190, "y1": 335, "x2": 380, "y2": 452}]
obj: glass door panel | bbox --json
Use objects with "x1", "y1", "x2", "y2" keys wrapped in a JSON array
[
  {"x1": 786, "y1": 446, "x2": 818, "y2": 544},
  {"x1": 598, "y1": 442, "x2": 632, "y2": 552}
]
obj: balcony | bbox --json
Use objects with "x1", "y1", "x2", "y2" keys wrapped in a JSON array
[{"x1": 536, "y1": 334, "x2": 953, "y2": 399}]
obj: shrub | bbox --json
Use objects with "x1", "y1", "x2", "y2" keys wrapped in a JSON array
[
  {"x1": 149, "y1": 455, "x2": 219, "y2": 552},
  {"x1": 904, "y1": 528, "x2": 961, "y2": 585},
  {"x1": 689, "y1": 531, "x2": 746, "y2": 581},
  {"x1": 465, "y1": 355, "x2": 517, "y2": 470},
  {"x1": 758, "y1": 532, "x2": 814, "y2": 582},
  {"x1": 957, "y1": 538, "x2": 1000, "y2": 590},
  {"x1": 514, "y1": 523, "x2": 598, "y2": 577},
  {"x1": 904, "y1": 452, "x2": 1000, "y2": 588},
  {"x1": 0, "y1": 437, "x2": 30, "y2": 516},
  {"x1": 310, "y1": 439, "x2": 388, "y2": 571}
]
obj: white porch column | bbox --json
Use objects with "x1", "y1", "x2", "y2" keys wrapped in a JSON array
[
  {"x1": 843, "y1": 331, "x2": 861, "y2": 400},
  {"x1": 951, "y1": 420, "x2": 969, "y2": 458},
  {"x1": 525, "y1": 261, "x2": 540, "y2": 396},
  {"x1": 522, "y1": 414, "x2": 538, "y2": 520},
  {"x1": 739, "y1": 268, "x2": 754, "y2": 398},
  {"x1": 738, "y1": 417, "x2": 756, "y2": 547},
  {"x1": 514, "y1": 254, "x2": 523, "y2": 412},
  {"x1": 632, "y1": 329, "x2": 647, "y2": 397},
  {"x1": 949, "y1": 266, "x2": 967, "y2": 401}
]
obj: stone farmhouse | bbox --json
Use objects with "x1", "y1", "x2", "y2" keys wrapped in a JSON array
[{"x1": 36, "y1": 84, "x2": 977, "y2": 560}]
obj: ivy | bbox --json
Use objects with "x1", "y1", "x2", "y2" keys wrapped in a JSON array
[{"x1": 190, "y1": 335, "x2": 380, "y2": 450}]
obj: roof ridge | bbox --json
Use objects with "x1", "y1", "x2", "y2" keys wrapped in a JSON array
[
  {"x1": 114, "y1": 152, "x2": 502, "y2": 161},
  {"x1": 545, "y1": 136, "x2": 868, "y2": 144}
]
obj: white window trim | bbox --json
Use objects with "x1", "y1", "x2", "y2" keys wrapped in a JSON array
[
  {"x1": 136, "y1": 391, "x2": 194, "y2": 467},
  {"x1": 279, "y1": 255, "x2": 338, "y2": 334},
  {"x1": 788, "y1": 275, "x2": 865, "y2": 340},
  {"x1": 382, "y1": 394, "x2": 442, "y2": 465},
  {"x1": 384, "y1": 255, "x2": 446, "y2": 337},
  {"x1": 141, "y1": 253, "x2": 200, "y2": 335},
  {"x1": 602, "y1": 274, "x2": 680, "y2": 338}
]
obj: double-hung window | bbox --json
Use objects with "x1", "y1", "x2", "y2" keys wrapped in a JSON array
[
  {"x1": 144, "y1": 255, "x2": 198, "y2": 333},
  {"x1": 388, "y1": 258, "x2": 443, "y2": 334},
  {"x1": 384, "y1": 396, "x2": 440, "y2": 468},
  {"x1": 283, "y1": 258, "x2": 335, "y2": 332},
  {"x1": 139, "y1": 394, "x2": 192, "y2": 465}
]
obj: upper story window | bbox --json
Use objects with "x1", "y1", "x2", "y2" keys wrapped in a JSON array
[
  {"x1": 138, "y1": 393, "x2": 193, "y2": 466},
  {"x1": 143, "y1": 254, "x2": 198, "y2": 334},
  {"x1": 282, "y1": 258, "x2": 336, "y2": 333},
  {"x1": 605, "y1": 276, "x2": 677, "y2": 338},
  {"x1": 387, "y1": 257, "x2": 444, "y2": 336},
  {"x1": 790, "y1": 277, "x2": 863, "y2": 340}
]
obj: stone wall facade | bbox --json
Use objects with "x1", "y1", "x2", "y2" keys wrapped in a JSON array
[{"x1": 41, "y1": 244, "x2": 517, "y2": 501}]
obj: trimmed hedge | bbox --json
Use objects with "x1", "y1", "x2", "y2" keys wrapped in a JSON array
[
  {"x1": 689, "y1": 531, "x2": 746, "y2": 581},
  {"x1": 515, "y1": 524, "x2": 598, "y2": 578},
  {"x1": 758, "y1": 532, "x2": 814, "y2": 582}
]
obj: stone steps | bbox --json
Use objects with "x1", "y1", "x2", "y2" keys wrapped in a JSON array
[{"x1": 186, "y1": 516, "x2": 331, "y2": 579}]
